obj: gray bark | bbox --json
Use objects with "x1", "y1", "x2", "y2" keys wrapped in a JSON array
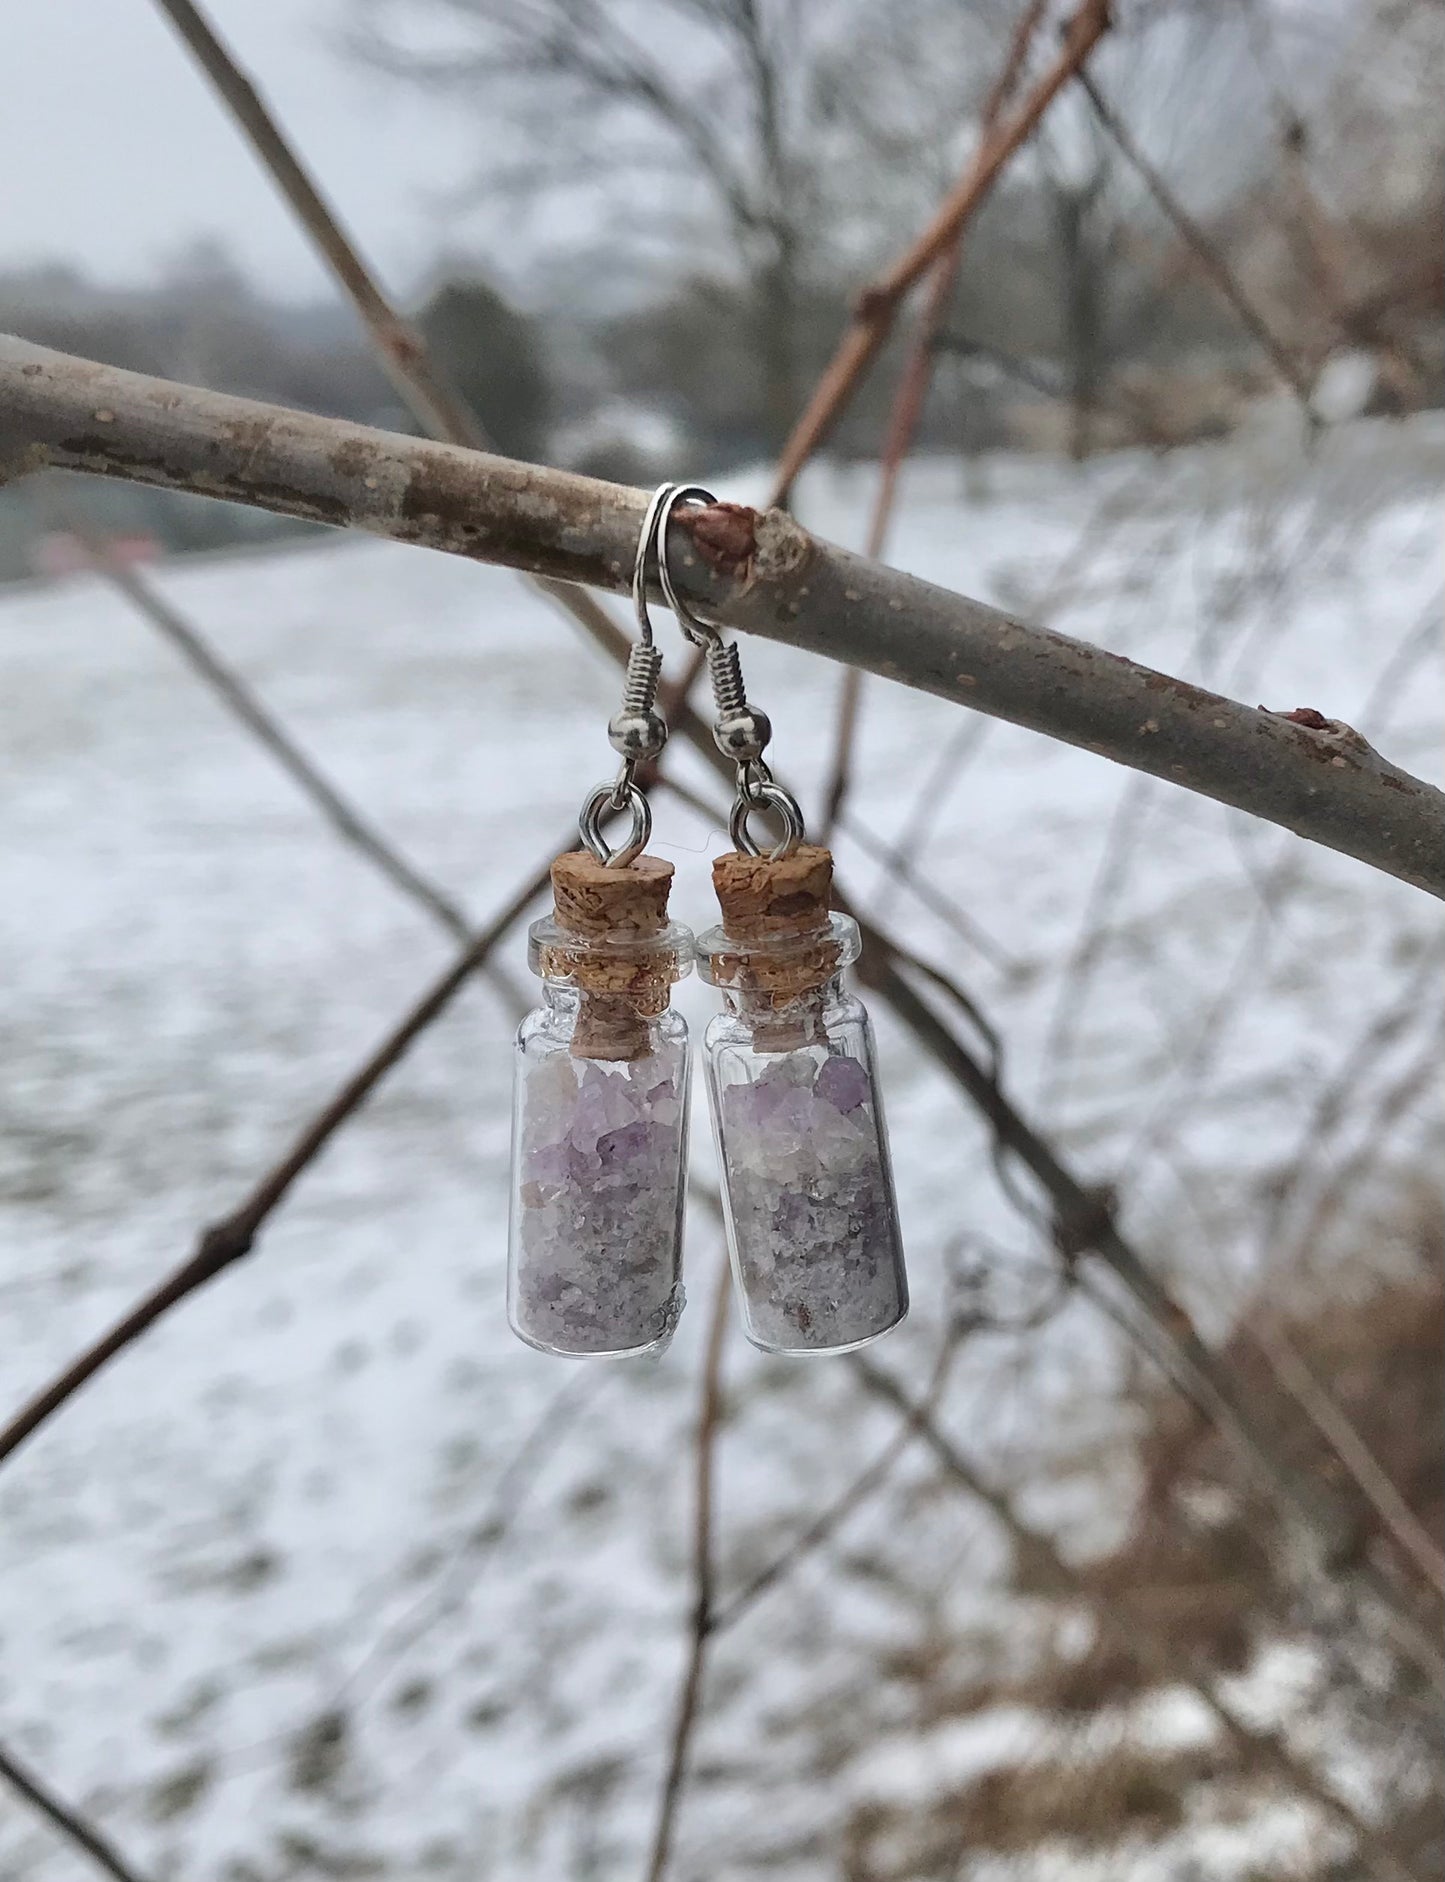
[{"x1": 3, "y1": 333, "x2": 1443, "y2": 901}]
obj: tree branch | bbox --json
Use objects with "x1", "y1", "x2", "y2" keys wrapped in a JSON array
[
  {"x1": 4, "y1": 336, "x2": 1443, "y2": 900},
  {"x1": 819, "y1": 0, "x2": 1052, "y2": 837},
  {"x1": 1076, "y1": 68, "x2": 1315, "y2": 406},
  {"x1": 149, "y1": 0, "x2": 632, "y2": 675},
  {"x1": 848, "y1": 915, "x2": 1445, "y2": 1693},
  {"x1": 855, "y1": 1362, "x2": 1429, "y2": 1882},
  {"x1": 58, "y1": 509, "x2": 479, "y2": 949},
  {"x1": 0, "y1": 1741, "x2": 150, "y2": 1882},
  {"x1": 0, "y1": 847, "x2": 556, "y2": 1468},
  {"x1": 643, "y1": 1248, "x2": 732, "y2": 1882},
  {"x1": 767, "y1": 0, "x2": 1113, "y2": 505}
]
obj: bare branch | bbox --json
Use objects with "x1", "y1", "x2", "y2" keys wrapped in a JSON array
[
  {"x1": 768, "y1": 0, "x2": 1113, "y2": 505},
  {"x1": 712, "y1": 1336, "x2": 955, "y2": 1631},
  {"x1": 59, "y1": 509, "x2": 480, "y2": 950},
  {"x1": 644, "y1": 1249, "x2": 733, "y2": 1882},
  {"x1": 149, "y1": 0, "x2": 631, "y2": 672},
  {"x1": 855, "y1": 1361, "x2": 1429, "y2": 1882},
  {"x1": 5, "y1": 337, "x2": 1444, "y2": 900},
  {"x1": 849, "y1": 917, "x2": 1445, "y2": 1692},
  {"x1": 1250, "y1": 1320, "x2": 1445, "y2": 1603},
  {"x1": 0, "y1": 1741, "x2": 150, "y2": 1882},
  {"x1": 819, "y1": 0, "x2": 1052, "y2": 838},
  {"x1": 1076, "y1": 68, "x2": 1315, "y2": 406},
  {"x1": 0, "y1": 847, "x2": 556, "y2": 1468},
  {"x1": 835, "y1": 809, "x2": 1023, "y2": 976}
]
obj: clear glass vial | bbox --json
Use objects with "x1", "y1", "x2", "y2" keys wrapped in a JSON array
[
  {"x1": 508, "y1": 851, "x2": 692, "y2": 1358},
  {"x1": 697, "y1": 847, "x2": 907, "y2": 1356}
]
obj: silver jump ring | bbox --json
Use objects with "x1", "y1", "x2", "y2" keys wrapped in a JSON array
[
  {"x1": 729, "y1": 781, "x2": 805, "y2": 861},
  {"x1": 607, "y1": 760, "x2": 635, "y2": 812},
  {"x1": 737, "y1": 757, "x2": 774, "y2": 802},
  {"x1": 653, "y1": 483, "x2": 724, "y2": 649},
  {"x1": 579, "y1": 779, "x2": 652, "y2": 869}
]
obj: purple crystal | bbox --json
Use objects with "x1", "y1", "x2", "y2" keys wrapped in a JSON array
[
  {"x1": 511, "y1": 1046, "x2": 687, "y2": 1355},
  {"x1": 713, "y1": 1047, "x2": 904, "y2": 1353},
  {"x1": 816, "y1": 1054, "x2": 870, "y2": 1114}
]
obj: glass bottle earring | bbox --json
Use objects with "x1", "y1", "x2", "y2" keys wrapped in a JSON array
[
  {"x1": 506, "y1": 491, "x2": 695, "y2": 1358},
  {"x1": 651, "y1": 484, "x2": 908, "y2": 1355}
]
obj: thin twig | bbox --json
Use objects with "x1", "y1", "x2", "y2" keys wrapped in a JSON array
[
  {"x1": 57, "y1": 502, "x2": 486, "y2": 950},
  {"x1": 0, "y1": 844, "x2": 557, "y2": 1467},
  {"x1": 854, "y1": 1362, "x2": 1427, "y2": 1882},
  {"x1": 836, "y1": 808, "x2": 1023, "y2": 976},
  {"x1": 712, "y1": 1338, "x2": 955, "y2": 1632},
  {"x1": 1249, "y1": 1320, "x2": 1445, "y2": 1603},
  {"x1": 643, "y1": 1248, "x2": 733, "y2": 1882},
  {"x1": 653, "y1": 0, "x2": 1097, "y2": 729},
  {"x1": 1075, "y1": 69, "x2": 1315, "y2": 407},
  {"x1": 1279, "y1": 1001, "x2": 1445, "y2": 1282},
  {"x1": 1257, "y1": 942, "x2": 1445, "y2": 1270},
  {"x1": 820, "y1": 0, "x2": 1050, "y2": 836},
  {"x1": 0, "y1": 1742, "x2": 150, "y2": 1882},
  {"x1": 213, "y1": 1371, "x2": 606, "y2": 1782},
  {"x1": 768, "y1": 0, "x2": 1112, "y2": 506},
  {"x1": 850, "y1": 919, "x2": 1445, "y2": 1692}
]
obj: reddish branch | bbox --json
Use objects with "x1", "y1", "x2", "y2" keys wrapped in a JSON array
[
  {"x1": 767, "y1": 0, "x2": 1112, "y2": 507},
  {"x1": 821, "y1": 0, "x2": 1052, "y2": 834}
]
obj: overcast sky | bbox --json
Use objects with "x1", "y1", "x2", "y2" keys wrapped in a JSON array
[{"x1": 5, "y1": 1, "x2": 481, "y2": 300}]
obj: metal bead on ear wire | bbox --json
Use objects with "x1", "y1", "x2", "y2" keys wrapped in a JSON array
[
  {"x1": 649, "y1": 484, "x2": 908, "y2": 1357},
  {"x1": 505, "y1": 490, "x2": 695, "y2": 1359}
]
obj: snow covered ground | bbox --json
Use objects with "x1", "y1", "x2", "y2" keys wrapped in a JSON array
[{"x1": 0, "y1": 415, "x2": 1439, "y2": 1879}]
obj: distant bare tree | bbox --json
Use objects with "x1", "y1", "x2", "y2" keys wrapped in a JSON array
[{"x1": 350, "y1": 0, "x2": 1001, "y2": 450}]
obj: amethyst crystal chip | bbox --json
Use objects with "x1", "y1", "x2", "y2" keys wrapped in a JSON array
[
  {"x1": 511, "y1": 1051, "x2": 687, "y2": 1356},
  {"x1": 718, "y1": 1050, "x2": 904, "y2": 1352}
]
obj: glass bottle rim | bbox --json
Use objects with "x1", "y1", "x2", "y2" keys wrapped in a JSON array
[
  {"x1": 526, "y1": 913, "x2": 695, "y2": 982},
  {"x1": 695, "y1": 909, "x2": 860, "y2": 987}
]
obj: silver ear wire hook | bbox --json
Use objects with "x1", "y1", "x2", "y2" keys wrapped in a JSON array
[
  {"x1": 630, "y1": 480, "x2": 680, "y2": 645},
  {"x1": 575, "y1": 487, "x2": 679, "y2": 867},
  {"x1": 648, "y1": 483, "x2": 806, "y2": 861},
  {"x1": 652, "y1": 483, "x2": 726, "y2": 650}
]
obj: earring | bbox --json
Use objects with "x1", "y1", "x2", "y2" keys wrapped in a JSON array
[
  {"x1": 654, "y1": 485, "x2": 908, "y2": 1356},
  {"x1": 506, "y1": 488, "x2": 695, "y2": 1358}
]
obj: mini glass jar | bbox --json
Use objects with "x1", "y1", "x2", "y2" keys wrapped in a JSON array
[
  {"x1": 508, "y1": 852, "x2": 692, "y2": 1358},
  {"x1": 697, "y1": 853, "x2": 907, "y2": 1356}
]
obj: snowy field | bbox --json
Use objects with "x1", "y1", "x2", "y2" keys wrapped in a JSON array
[{"x1": 0, "y1": 414, "x2": 1440, "y2": 1879}]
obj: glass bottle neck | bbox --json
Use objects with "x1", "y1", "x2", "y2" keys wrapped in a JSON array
[{"x1": 722, "y1": 974, "x2": 847, "y2": 1050}]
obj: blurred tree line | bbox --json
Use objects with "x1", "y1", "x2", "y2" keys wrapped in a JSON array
[{"x1": 0, "y1": 0, "x2": 1439, "y2": 578}]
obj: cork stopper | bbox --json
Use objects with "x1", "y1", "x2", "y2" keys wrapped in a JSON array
[
  {"x1": 551, "y1": 849, "x2": 673, "y2": 940},
  {"x1": 712, "y1": 844, "x2": 833, "y2": 943},
  {"x1": 708, "y1": 846, "x2": 840, "y2": 1048},
  {"x1": 545, "y1": 851, "x2": 678, "y2": 1063}
]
